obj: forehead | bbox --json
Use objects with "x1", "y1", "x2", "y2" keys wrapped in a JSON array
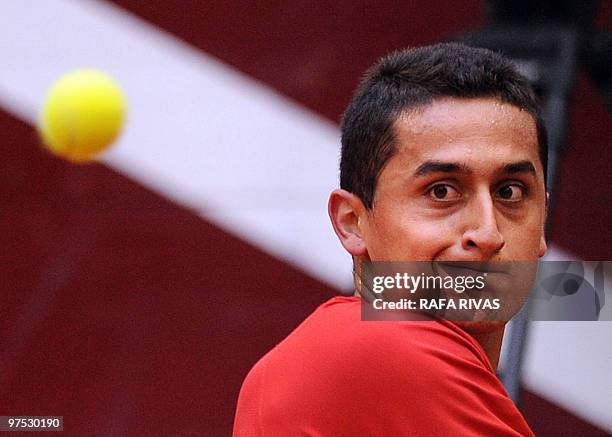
[{"x1": 390, "y1": 97, "x2": 540, "y2": 170}]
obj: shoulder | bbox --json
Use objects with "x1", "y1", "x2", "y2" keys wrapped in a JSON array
[
  {"x1": 235, "y1": 297, "x2": 518, "y2": 436},
  {"x1": 282, "y1": 296, "x2": 491, "y2": 374},
  {"x1": 234, "y1": 298, "x2": 533, "y2": 437},
  {"x1": 247, "y1": 296, "x2": 493, "y2": 394}
]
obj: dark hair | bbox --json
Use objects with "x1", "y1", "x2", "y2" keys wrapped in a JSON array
[{"x1": 340, "y1": 42, "x2": 548, "y2": 209}]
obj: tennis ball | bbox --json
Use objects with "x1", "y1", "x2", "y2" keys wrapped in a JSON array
[{"x1": 38, "y1": 69, "x2": 126, "y2": 162}]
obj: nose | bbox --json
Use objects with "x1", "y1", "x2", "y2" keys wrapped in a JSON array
[{"x1": 461, "y1": 193, "x2": 505, "y2": 257}]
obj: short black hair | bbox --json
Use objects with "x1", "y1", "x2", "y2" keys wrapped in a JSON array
[{"x1": 340, "y1": 42, "x2": 548, "y2": 209}]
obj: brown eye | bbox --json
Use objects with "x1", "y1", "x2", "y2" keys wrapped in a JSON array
[
  {"x1": 428, "y1": 184, "x2": 460, "y2": 201},
  {"x1": 497, "y1": 185, "x2": 524, "y2": 201}
]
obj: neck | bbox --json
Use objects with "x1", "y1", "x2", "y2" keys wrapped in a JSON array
[{"x1": 461, "y1": 323, "x2": 506, "y2": 371}]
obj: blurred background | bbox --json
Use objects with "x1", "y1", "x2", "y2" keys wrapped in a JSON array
[{"x1": 0, "y1": 0, "x2": 610, "y2": 435}]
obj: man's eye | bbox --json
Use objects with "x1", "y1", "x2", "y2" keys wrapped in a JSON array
[
  {"x1": 497, "y1": 184, "x2": 525, "y2": 201},
  {"x1": 427, "y1": 184, "x2": 460, "y2": 201}
]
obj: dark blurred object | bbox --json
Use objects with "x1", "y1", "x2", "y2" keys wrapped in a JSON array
[
  {"x1": 486, "y1": 0, "x2": 599, "y2": 28},
  {"x1": 584, "y1": 31, "x2": 612, "y2": 110},
  {"x1": 486, "y1": 0, "x2": 612, "y2": 111},
  {"x1": 485, "y1": 0, "x2": 611, "y2": 113}
]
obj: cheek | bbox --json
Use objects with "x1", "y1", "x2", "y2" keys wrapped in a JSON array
[
  {"x1": 369, "y1": 212, "x2": 455, "y2": 260},
  {"x1": 500, "y1": 215, "x2": 545, "y2": 258}
]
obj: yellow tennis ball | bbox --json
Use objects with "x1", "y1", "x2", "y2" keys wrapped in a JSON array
[{"x1": 39, "y1": 69, "x2": 126, "y2": 162}]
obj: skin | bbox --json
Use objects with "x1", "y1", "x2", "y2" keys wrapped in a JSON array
[{"x1": 328, "y1": 97, "x2": 548, "y2": 370}]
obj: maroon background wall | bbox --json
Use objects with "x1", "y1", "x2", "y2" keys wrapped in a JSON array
[{"x1": 1, "y1": 1, "x2": 610, "y2": 435}]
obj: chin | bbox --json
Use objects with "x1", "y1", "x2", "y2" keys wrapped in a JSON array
[{"x1": 454, "y1": 320, "x2": 507, "y2": 334}]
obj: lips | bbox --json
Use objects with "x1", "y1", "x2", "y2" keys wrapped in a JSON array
[{"x1": 435, "y1": 261, "x2": 508, "y2": 274}]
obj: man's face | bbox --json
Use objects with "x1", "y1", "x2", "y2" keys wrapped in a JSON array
[{"x1": 361, "y1": 97, "x2": 547, "y2": 263}]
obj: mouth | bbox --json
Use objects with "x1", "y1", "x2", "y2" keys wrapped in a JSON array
[{"x1": 435, "y1": 261, "x2": 509, "y2": 275}]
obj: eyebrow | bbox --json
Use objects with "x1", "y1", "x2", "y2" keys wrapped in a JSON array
[
  {"x1": 414, "y1": 160, "x2": 537, "y2": 178},
  {"x1": 501, "y1": 160, "x2": 537, "y2": 177},
  {"x1": 414, "y1": 161, "x2": 472, "y2": 177}
]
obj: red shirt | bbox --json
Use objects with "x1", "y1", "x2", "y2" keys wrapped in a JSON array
[{"x1": 234, "y1": 296, "x2": 534, "y2": 436}]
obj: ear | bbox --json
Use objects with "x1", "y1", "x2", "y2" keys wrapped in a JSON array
[
  {"x1": 539, "y1": 191, "x2": 549, "y2": 258},
  {"x1": 328, "y1": 189, "x2": 368, "y2": 257}
]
